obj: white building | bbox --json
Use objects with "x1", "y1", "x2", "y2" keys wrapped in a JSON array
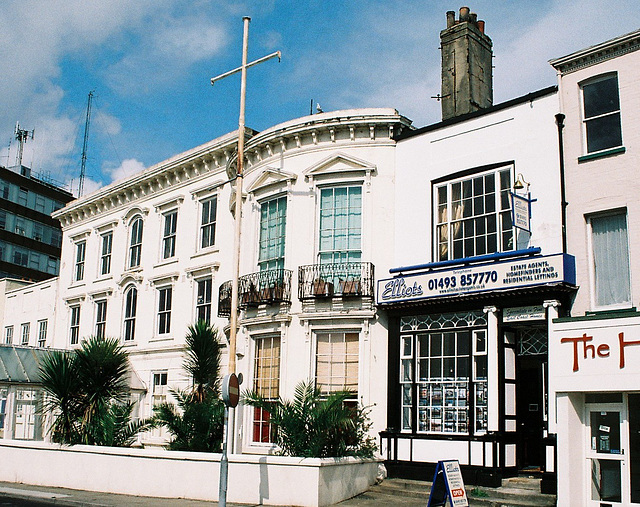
[
  {"x1": 4, "y1": 109, "x2": 411, "y2": 450},
  {"x1": 549, "y1": 29, "x2": 640, "y2": 506}
]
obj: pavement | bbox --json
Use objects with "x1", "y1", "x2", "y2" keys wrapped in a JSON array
[{"x1": 0, "y1": 481, "x2": 414, "y2": 507}]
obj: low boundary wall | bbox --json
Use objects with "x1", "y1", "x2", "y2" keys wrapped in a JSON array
[{"x1": 0, "y1": 440, "x2": 380, "y2": 506}]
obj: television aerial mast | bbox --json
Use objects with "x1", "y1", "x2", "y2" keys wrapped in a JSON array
[
  {"x1": 78, "y1": 91, "x2": 94, "y2": 197},
  {"x1": 14, "y1": 122, "x2": 34, "y2": 168}
]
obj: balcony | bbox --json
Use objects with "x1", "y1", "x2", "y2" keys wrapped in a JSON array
[
  {"x1": 217, "y1": 269, "x2": 293, "y2": 317},
  {"x1": 298, "y1": 262, "x2": 375, "y2": 300}
]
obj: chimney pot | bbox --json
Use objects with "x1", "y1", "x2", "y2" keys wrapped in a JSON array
[
  {"x1": 459, "y1": 6, "x2": 470, "y2": 21},
  {"x1": 477, "y1": 20, "x2": 485, "y2": 33},
  {"x1": 446, "y1": 10, "x2": 456, "y2": 28},
  {"x1": 470, "y1": 12, "x2": 478, "y2": 24}
]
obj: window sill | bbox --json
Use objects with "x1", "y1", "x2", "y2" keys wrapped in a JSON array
[
  {"x1": 122, "y1": 341, "x2": 137, "y2": 348},
  {"x1": 191, "y1": 247, "x2": 219, "y2": 260},
  {"x1": 578, "y1": 146, "x2": 625, "y2": 163},
  {"x1": 68, "y1": 281, "x2": 86, "y2": 290},
  {"x1": 149, "y1": 336, "x2": 173, "y2": 343},
  {"x1": 153, "y1": 258, "x2": 179, "y2": 269},
  {"x1": 93, "y1": 275, "x2": 113, "y2": 284}
]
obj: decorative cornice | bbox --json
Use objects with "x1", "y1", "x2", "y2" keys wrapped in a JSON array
[{"x1": 550, "y1": 29, "x2": 640, "y2": 74}]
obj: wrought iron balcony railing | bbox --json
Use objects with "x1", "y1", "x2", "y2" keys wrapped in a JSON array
[
  {"x1": 298, "y1": 262, "x2": 375, "y2": 300},
  {"x1": 218, "y1": 269, "x2": 293, "y2": 317}
]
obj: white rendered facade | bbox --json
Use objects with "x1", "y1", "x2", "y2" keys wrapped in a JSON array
[
  {"x1": 37, "y1": 109, "x2": 412, "y2": 450},
  {"x1": 380, "y1": 88, "x2": 574, "y2": 488},
  {"x1": 549, "y1": 30, "x2": 640, "y2": 506}
]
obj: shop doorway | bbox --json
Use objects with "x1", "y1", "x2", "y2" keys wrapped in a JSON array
[{"x1": 514, "y1": 326, "x2": 548, "y2": 472}]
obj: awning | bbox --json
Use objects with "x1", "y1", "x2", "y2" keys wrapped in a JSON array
[{"x1": 0, "y1": 345, "x2": 51, "y2": 384}]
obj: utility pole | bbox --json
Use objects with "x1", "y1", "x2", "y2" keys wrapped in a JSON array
[
  {"x1": 210, "y1": 17, "x2": 280, "y2": 507},
  {"x1": 79, "y1": 91, "x2": 94, "y2": 198},
  {"x1": 210, "y1": 18, "x2": 280, "y2": 376}
]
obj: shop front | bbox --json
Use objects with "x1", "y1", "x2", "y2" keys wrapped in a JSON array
[
  {"x1": 551, "y1": 312, "x2": 640, "y2": 506},
  {"x1": 378, "y1": 249, "x2": 576, "y2": 489}
]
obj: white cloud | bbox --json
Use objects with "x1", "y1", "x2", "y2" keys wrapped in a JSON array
[{"x1": 107, "y1": 158, "x2": 146, "y2": 183}]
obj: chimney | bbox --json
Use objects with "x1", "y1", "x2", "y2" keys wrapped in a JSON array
[{"x1": 440, "y1": 6, "x2": 493, "y2": 120}]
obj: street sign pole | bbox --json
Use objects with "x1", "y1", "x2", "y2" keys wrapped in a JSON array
[{"x1": 219, "y1": 373, "x2": 241, "y2": 507}]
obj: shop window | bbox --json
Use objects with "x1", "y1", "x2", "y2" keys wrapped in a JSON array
[
  {"x1": 95, "y1": 301, "x2": 107, "y2": 339},
  {"x1": 399, "y1": 311, "x2": 488, "y2": 435},
  {"x1": 5, "y1": 325, "x2": 13, "y2": 344},
  {"x1": 200, "y1": 196, "x2": 217, "y2": 249},
  {"x1": 435, "y1": 168, "x2": 513, "y2": 261},
  {"x1": 21, "y1": 322, "x2": 30, "y2": 345},
  {"x1": 74, "y1": 241, "x2": 86, "y2": 282},
  {"x1": 581, "y1": 73, "x2": 623, "y2": 154},
  {"x1": 162, "y1": 210, "x2": 178, "y2": 260},
  {"x1": 69, "y1": 306, "x2": 80, "y2": 345},
  {"x1": 318, "y1": 186, "x2": 362, "y2": 266},
  {"x1": 315, "y1": 332, "x2": 359, "y2": 399},
  {"x1": 37, "y1": 319, "x2": 47, "y2": 347},
  {"x1": 252, "y1": 335, "x2": 280, "y2": 443},
  {"x1": 589, "y1": 212, "x2": 631, "y2": 308},
  {"x1": 123, "y1": 286, "x2": 137, "y2": 341},
  {"x1": 157, "y1": 286, "x2": 172, "y2": 335},
  {"x1": 259, "y1": 196, "x2": 287, "y2": 272},
  {"x1": 196, "y1": 278, "x2": 212, "y2": 324},
  {"x1": 100, "y1": 232, "x2": 112, "y2": 276}
]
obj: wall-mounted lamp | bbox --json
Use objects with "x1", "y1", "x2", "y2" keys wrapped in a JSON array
[{"x1": 513, "y1": 173, "x2": 529, "y2": 191}]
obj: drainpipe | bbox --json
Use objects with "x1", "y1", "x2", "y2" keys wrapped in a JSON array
[{"x1": 555, "y1": 113, "x2": 568, "y2": 254}]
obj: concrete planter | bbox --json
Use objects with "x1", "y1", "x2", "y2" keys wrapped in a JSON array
[{"x1": 0, "y1": 440, "x2": 380, "y2": 506}]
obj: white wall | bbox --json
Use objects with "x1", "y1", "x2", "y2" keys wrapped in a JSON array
[{"x1": 394, "y1": 91, "x2": 562, "y2": 268}]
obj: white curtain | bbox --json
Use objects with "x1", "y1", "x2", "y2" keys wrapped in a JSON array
[{"x1": 592, "y1": 213, "x2": 631, "y2": 307}]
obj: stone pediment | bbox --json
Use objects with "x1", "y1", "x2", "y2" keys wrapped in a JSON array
[
  {"x1": 247, "y1": 168, "x2": 297, "y2": 194},
  {"x1": 303, "y1": 153, "x2": 376, "y2": 182}
]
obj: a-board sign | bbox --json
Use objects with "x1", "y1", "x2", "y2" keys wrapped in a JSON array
[
  {"x1": 427, "y1": 460, "x2": 469, "y2": 507},
  {"x1": 222, "y1": 373, "x2": 240, "y2": 408}
]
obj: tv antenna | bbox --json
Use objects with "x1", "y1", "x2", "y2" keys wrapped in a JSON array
[{"x1": 14, "y1": 122, "x2": 34, "y2": 167}]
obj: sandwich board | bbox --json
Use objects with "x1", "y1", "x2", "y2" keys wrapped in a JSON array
[{"x1": 427, "y1": 460, "x2": 469, "y2": 507}]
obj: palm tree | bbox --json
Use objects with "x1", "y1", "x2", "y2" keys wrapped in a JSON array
[
  {"x1": 39, "y1": 336, "x2": 149, "y2": 446},
  {"x1": 243, "y1": 379, "x2": 377, "y2": 458},
  {"x1": 152, "y1": 321, "x2": 225, "y2": 452},
  {"x1": 39, "y1": 350, "x2": 82, "y2": 444}
]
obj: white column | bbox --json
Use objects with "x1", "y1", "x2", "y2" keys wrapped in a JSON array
[
  {"x1": 544, "y1": 299, "x2": 561, "y2": 434},
  {"x1": 484, "y1": 306, "x2": 499, "y2": 432}
]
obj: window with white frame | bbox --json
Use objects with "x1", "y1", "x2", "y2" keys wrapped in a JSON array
[
  {"x1": 74, "y1": 241, "x2": 86, "y2": 281},
  {"x1": 200, "y1": 197, "x2": 217, "y2": 249},
  {"x1": 435, "y1": 168, "x2": 513, "y2": 261},
  {"x1": 252, "y1": 335, "x2": 280, "y2": 443},
  {"x1": 196, "y1": 278, "x2": 212, "y2": 324},
  {"x1": 259, "y1": 196, "x2": 287, "y2": 271},
  {"x1": 123, "y1": 286, "x2": 137, "y2": 341},
  {"x1": 589, "y1": 212, "x2": 631, "y2": 308},
  {"x1": 315, "y1": 332, "x2": 359, "y2": 399},
  {"x1": 69, "y1": 306, "x2": 80, "y2": 345},
  {"x1": 37, "y1": 320, "x2": 47, "y2": 347},
  {"x1": 21, "y1": 322, "x2": 30, "y2": 345},
  {"x1": 581, "y1": 74, "x2": 623, "y2": 154},
  {"x1": 128, "y1": 217, "x2": 143, "y2": 269},
  {"x1": 399, "y1": 312, "x2": 488, "y2": 435},
  {"x1": 162, "y1": 210, "x2": 178, "y2": 259},
  {"x1": 0, "y1": 388, "x2": 7, "y2": 438},
  {"x1": 5, "y1": 325, "x2": 13, "y2": 344},
  {"x1": 95, "y1": 301, "x2": 107, "y2": 339},
  {"x1": 157, "y1": 286, "x2": 172, "y2": 335},
  {"x1": 152, "y1": 372, "x2": 168, "y2": 406},
  {"x1": 100, "y1": 232, "x2": 112, "y2": 276},
  {"x1": 318, "y1": 186, "x2": 362, "y2": 265}
]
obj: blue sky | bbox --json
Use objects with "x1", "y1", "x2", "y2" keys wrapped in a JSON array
[{"x1": 1, "y1": 0, "x2": 638, "y2": 196}]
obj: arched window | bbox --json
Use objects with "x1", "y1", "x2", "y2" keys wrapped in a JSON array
[
  {"x1": 123, "y1": 286, "x2": 137, "y2": 341},
  {"x1": 128, "y1": 217, "x2": 143, "y2": 269}
]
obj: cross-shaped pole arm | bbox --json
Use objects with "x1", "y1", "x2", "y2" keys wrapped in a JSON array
[{"x1": 211, "y1": 51, "x2": 281, "y2": 85}]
